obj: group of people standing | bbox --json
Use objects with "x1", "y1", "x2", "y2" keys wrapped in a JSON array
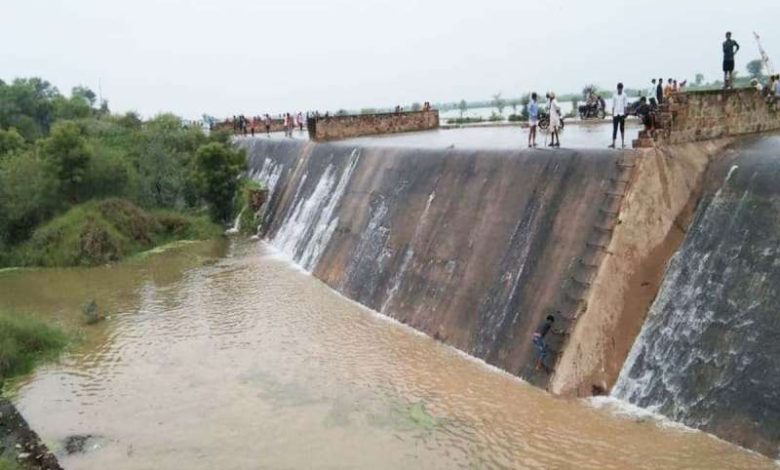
[
  {"x1": 227, "y1": 112, "x2": 305, "y2": 137},
  {"x1": 526, "y1": 92, "x2": 562, "y2": 148},
  {"x1": 525, "y1": 84, "x2": 629, "y2": 149}
]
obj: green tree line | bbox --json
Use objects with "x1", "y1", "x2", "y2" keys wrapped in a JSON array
[{"x1": 0, "y1": 77, "x2": 246, "y2": 267}]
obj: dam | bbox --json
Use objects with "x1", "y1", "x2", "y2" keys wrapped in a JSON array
[
  {"x1": 233, "y1": 88, "x2": 780, "y2": 461},
  {"x1": 2, "y1": 89, "x2": 778, "y2": 468}
]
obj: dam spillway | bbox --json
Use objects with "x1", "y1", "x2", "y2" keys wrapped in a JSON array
[
  {"x1": 242, "y1": 137, "x2": 621, "y2": 383},
  {"x1": 240, "y1": 130, "x2": 780, "y2": 460},
  {"x1": 612, "y1": 135, "x2": 780, "y2": 457}
]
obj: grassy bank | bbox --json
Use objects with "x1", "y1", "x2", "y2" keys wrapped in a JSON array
[
  {"x1": 7, "y1": 198, "x2": 221, "y2": 267},
  {"x1": 0, "y1": 310, "x2": 68, "y2": 385},
  {"x1": 0, "y1": 458, "x2": 21, "y2": 470}
]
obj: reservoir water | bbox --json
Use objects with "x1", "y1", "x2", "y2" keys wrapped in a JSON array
[{"x1": 0, "y1": 241, "x2": 774, "y2": 469}]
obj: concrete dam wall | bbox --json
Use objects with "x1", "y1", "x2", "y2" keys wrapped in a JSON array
[
  {"x1": 240, "y1": 134, "x2": 780, "y2": 458},
  {"x1": 241, "y1": 138, "x2": 624, "y2": 384}
]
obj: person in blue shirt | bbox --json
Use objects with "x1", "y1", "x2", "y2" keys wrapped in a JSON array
[{"x1": 527, "y1": 92, "x2": 539, "y2": 148}]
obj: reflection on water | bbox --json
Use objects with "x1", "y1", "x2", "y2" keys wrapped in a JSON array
[{"x1": 0, "y1": 241, "x2": 773, "y2": 469}]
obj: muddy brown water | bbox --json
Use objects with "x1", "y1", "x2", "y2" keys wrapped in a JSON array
[{"x1": 0, "y1": 241, "x2": 774, "y2": 469}]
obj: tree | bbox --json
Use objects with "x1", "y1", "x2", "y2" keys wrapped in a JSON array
[
  {"x1": 193, "y1": 142, "x2": 245, "y2": 223},
  {"x1": 582, "y1": 84, "x2": 599, "y2": 97},
  {"x1": 492, "y1": 92, "x2": 506, "y2": 115},
  {"x1": 71, "y1": 86, "x2": 97, "y2": 106},
  {"x1": 695, "y1": 73, "x2": 705, "y2": 86},
  {"x1": 519, "y1": 93, "x2": 531, "y2": 120},
  {"x1": 40, "y1": 121, "x2": 93, "y2": 202},
  {"x1": 0, "y1": 150, "x2": 61, "y2": 244},
  {"x1": 458, "y1": 99, "x2": 468, "y2": 118},
  {"x1": 0, "y1": 128, "x2": 25, "y2": 157},
  {"x1": 52, "y1": 94, "x2": 92, "y2": 120},
  {"x1": 746, "y1": 59, "x2": 764, "y2": 79},
  {"x1": 0, "y1": 77, "x2": 59, "y2": 140},
  {"x1": 411, "y1": 102, "x2": 421, "y2": 112},
  {"x1": 117, "y1": 111, "x2": 143, "y2": 130}
]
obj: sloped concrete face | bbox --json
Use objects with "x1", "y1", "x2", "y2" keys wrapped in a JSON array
[
  {"x1": 551, "y1": 139, "x2": 733, "y2": 397},
  {"x1": 612, "y1": 135, "x2": 780, "y2": 459},
  {"x1": 240, "y1": 138, "x2": 618, "y2": 383}
]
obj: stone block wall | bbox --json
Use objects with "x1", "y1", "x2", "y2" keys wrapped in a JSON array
[
  {"x1": 658, "y1": 89, "x2": 780, "y2": 144},
  {"x1": 308, "y1": 110, "x2": 439, "y2": 141}
]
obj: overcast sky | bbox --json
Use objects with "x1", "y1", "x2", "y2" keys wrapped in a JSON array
[{"x1": 2, "y1": 0, "x2": 778, "y2": 119}]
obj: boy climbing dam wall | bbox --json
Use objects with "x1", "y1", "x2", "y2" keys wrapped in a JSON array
[{"x1": 239, "y1": 134, "x2": 780, "y2": 459}]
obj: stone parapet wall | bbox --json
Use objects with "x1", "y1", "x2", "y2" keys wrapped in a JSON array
[
  {"x1": 308, "y1": 110, "x2": 439, "y2": 141},
  {"x1": 657, "y1": 89, "x2": 780, "y2": 145}
]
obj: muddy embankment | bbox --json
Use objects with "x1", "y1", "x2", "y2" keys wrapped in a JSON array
[{"x1": 0, "y1": 399, "x2": 61, "y2": 469}]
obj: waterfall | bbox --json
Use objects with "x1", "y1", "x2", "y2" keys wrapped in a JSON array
[
  {"x1": 225, "y1": 208, "x2": 245, "y2": 235},
  {"x1": 271, "y1": 149, "x2": 360, "y2": 272},
  {"x1": 251, "y1": 157, "x2": 284, "y2": 194},
  {"x1": 611, "y1": 151, "x2": 780, "y2": 457}
]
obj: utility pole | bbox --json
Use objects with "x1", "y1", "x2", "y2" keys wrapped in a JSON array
[{"x1": 753, "y1": 32, "x2": 775, "y2": 76}]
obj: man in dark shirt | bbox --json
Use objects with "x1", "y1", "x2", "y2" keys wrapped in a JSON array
[
  {"x1": 656, "y1": 77, "x2": 664, "y2": 105},
  {"x1": 723, "y1": 31, "x2": 740, "y2": 89},
  {"x1": 532, "y1": 315, "x2": 559, "y2": 373},
  {"x1": 636, "y1": 97, "x2": 656, "y2": 135}
]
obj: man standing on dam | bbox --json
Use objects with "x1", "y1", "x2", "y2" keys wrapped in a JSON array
[
  {"x1": 723, "y1": 31, "x2": 740, "y2": 89},
  {"x1": 609, "y1": 83, "x2": 628, "y2": 149}
]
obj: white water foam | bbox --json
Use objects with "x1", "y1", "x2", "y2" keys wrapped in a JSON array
[{"x1": 271, "y1": 149, "x2": 360, "y2": 272}]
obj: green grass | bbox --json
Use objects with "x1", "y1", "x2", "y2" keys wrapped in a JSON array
[
  {"x1": 0, "y1": 458, "x2": 22, "y2": 470},
  {"x1": 10, "y1": 198, "x2": 221, "y2": 267},
  {"x1": 0, "y1": 310, "x2": 68, "y2": 383}
]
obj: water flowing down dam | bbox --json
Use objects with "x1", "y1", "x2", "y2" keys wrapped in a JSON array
[
  {"x1": 241, "y1": 137, "x2": 622, "y2": 383},
  {"x1": 613, "y1": 136, "x2": 780, "y2": 458},
  {"x1": 238, "y1": 130, "x2": 780, "y2": 461}
]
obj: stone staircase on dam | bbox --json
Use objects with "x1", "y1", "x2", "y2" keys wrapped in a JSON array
[{"x1": 542, "y1": 150, "x2": 639, "y2": 390}]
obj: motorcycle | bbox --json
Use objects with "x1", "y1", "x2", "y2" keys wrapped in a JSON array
[
  {"x1": 579, "y1": 100, "x2": 606, "y2": 120},
  {"x1": 538, "y1": 110, "x2": 565, "y2": 131}
]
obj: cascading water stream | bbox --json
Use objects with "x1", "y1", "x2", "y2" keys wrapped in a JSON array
[
  {"x1": 612, "y1": 139, "x2": 780, "y2": 458},
  {"x1": 270, "y1": 148, "x2": 360, "y2": 271}
]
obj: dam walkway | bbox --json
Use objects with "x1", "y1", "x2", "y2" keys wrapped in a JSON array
[{"x1": 237, "y1": 120, "x2": 643, "y2": 150}]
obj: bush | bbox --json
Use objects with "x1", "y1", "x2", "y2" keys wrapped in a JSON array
[
  {"x1": 0, "y1": 150, "x2": 62, "y2": 245},
  {"x1": 446, "y1": 117, "x2": 484, "y2": 125},
  {"x1": 0, "y1": 309, "x2": 68, "y2": 381},
  {"x1": 231, "y1": 179, "x2": 266, "y2": 235},
  {"x1": 39, "y1": 121, "x2": 93, "y2": 202},
  {"x1": 11, "y1": 199, "x2": 220, "y2": 267},
  {"x1": 193, "y1": 143, "x2": 246, "y2": 223},
  {"x1": 507, "y1": 114, "x2": 526, "y2": 122},
  {"x1": 81, "y1": 300, "x2": 106, "y2": 325}
]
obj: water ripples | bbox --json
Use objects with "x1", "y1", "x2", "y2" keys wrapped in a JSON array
[{"x1": 6, "y1": 241, "x2": 776, "y2": 469}]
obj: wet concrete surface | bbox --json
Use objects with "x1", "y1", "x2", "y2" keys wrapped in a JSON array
[{"x1": 234, "y1": 119, "x2": 643, "y2": 150}]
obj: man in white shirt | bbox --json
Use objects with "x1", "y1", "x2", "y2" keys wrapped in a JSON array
[
  {"x1": 648, "y1": 79, "x2": 657, "y2": 106},
  {"x1": 610, "y1": 82, "x2": 628, "y2": 149}
]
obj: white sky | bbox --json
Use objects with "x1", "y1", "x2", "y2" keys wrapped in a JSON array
[{"x1": 2, "y1": 0, "x2": 778, "y2": 119}]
